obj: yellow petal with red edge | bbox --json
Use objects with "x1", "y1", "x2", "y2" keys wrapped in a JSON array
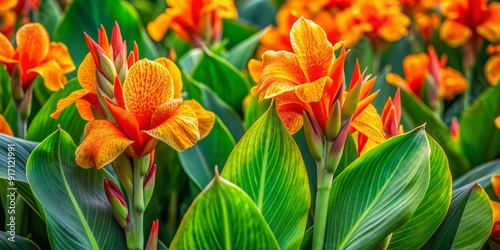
[
  {"x1": 248, "y1": 59, "x2": 262, "y2": 84},
  {"x1": 492, "y1": 201, "x2": 500, "y2": 223},
  {"x1": 123, "y1": 59, "x2": 174, "y2": 128},
  {"x1": 492, "y1": 174, "x2": 500, "y2": 198},
  {"x1": 145, "y1": 99, "x2": 200, "y2": 152},
  {"x1": 0, "y1": 114, "x2": 13, "y2": 136},
  {"x1": 495, "y1": 116, "x2": 500, "y2": 129},
  {"x1": 75, "y1": 120, "x2": 133, "y2": 169},
  {"x1": 485, "y1": 55, "x2": 500, "y2": 86},
  {"x1": 276, "y1": 92, "x2": 307, "y2": 134},
  {"x1": 16, "y1": 23, "x2": 50, "y2": 70},
  {"x1": 154, "y1": 57, "x2": 183, "y2": 98},
  {"x1": 290, "y1": 17, "x2": 333, "y2": 82},
  {"x1": 75, "y1": 100, "x2": 94, "y2": 121},
  {"x1": 46, "y1": 42, "x2": 76, "y2": 74},
  {"x1": 350, "y1": 104, "x2": 385, "y2": 144},
  {"x1": 294, "y1": 76, "x2": 329, "y2": 103},
  {"x1": 147, "y1": 12, "x2": 175, "y2": 42},
  {"x1": 28, "y1": 61, "x2": 66, "y2": 91},
  {"x1": 0, "y1": 32, "x2": 16, "y2": 64},
  {"x1": 50, "y1": 89, "x2": 92, "y2": 118},
  {"x1": 439, "y1": 20, "x2": 471, "y2": 48},
  {"x1": 184, "y1": 100, "x2": 215, "y2": 139},
  {"x1": 78, "y1": 53, "x2": 97, "y2": 92},
  {"x1": 0, "y1": 0, "x2": 17, "y2": 12}
]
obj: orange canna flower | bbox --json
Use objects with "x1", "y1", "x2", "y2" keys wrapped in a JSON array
[
  {"x1": 490, "y1": 175, "x2": 500, "y2": 242},
  {"x1": 0, "y1": 23, "x2": 75, "y2": 91},
  {"x1": 0, "y1": 114, "x2": 13, "y2": 136},
  {"x1": 0, "y1": 0, "x2": 17, "y2": 12},
  {"x1": 147, "y1": 0, "x2": 237, "y2": 46},
  {"x1": 386, "y1": 46, "x2": 468, "y2": 105},
  {"x1": 485, "y1": 54, "x2": 500, "y2": 86},
  {"x1": 251, "y1": 17, "x2": 383, "y2": 144},
  {"x1": 439, "y1": 0, "x2": 500, "y2": 47}
]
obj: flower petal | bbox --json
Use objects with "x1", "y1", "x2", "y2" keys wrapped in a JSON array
[
  {"x1": 50, "y1": 89, "x2": 92, "y2": 119},
  {"x1": 294, "y1": 76, "x2": 330, "y2": 103},
  {"x1": 276, "y1": 92, "x2": 307, "y2": 134},
  {"x1": 439, "y1": 20, "x2": 472, "y2": 47},
  {"x1": 248, "y1": 59, "x2": 262, "y2": 84},
  {"x1": 0, "y1": 114, "x2": 13, "y2": 136},
  {"x1": 477, "y1": 3, "x2": 500, "y2": 43},
  {"x1": 485, "y1": 55, "x2": 500, "y2": 86},
  {"x1": 145, "y1": 99, "x2": 200, "y2": 152},
  {"x1": 495, "y1": 116, "x2": 500, "y2": 129},
  {"x1": 123, "y1": 59, "x2": 174, "y2": 129},
  {"x1": 0, "y1": 32, "x2": 16, "y2": 65},
  {"x1": 493, "y1": 174, "x2": 500, "y2": 198},
  {"x1": 154, "y1": 57, "x2": 183, "y2": 98},
  {"x1": 28, "y1": 61, "x2": 66, "y2": 91},
  {"x1": 45, "y1": 42, "x2": 76, "y2": 74},
  {"x1": 78, "y1": 53, "x2": 97, "y2": 92},
  {"x1": 350, "y1": 104, "x2": 385, "y2": 144},
  {"x1": 290, "y1": 17, "x2": 333, "y2": 82},
  {"x1": 440, "y1": 66, "x2": 468, "y2": 99},
  {"x1": 0, "y1": 0, "x2": 17, "y2": 12},
  {"x1": 147, "y1": 12, "x2": 175, "y2": 42},
  {"x1": 16, "y1": 23, "x2": 50, "y2": 72},
  {"x1": 75, "y1": 100, "x2": 94, "y2": 121},
  {"x1": 183, "y1": 100, "x2": 215, "y2": 139},
  {"x1": 75, "y1": 120, "x2": 133, "y2": 169}
]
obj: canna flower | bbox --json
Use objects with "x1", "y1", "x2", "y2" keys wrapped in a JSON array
[
  {"x1": 0, "y1": 0, "x2": 40, "y2": 39},
  {"x1": 251, "y1": 17, "x2": 384, "y2": 144},
  {"x1": 386, "y1": 46, "x2": 467, "y2": 106},
  {"x1": 439, "y1": 0, "x2": 500, "y2": 48},
  {"x1": 495, "y1": 116, "x2": 500, "y2": 129},
  {"x1": 0, "y1": 22, "x2": 75, "y2": 92},
  {"x1": 485, "y1": 53, "x2": 500, "y2": 86},
  {"x1": 52, "y1": 24, "x2": 215, "y2": 169},
  {"x1": 147, "y1": 0, "x2": 237, "y2": 46},
  {"x1": 0, "y1": 114, "x2": 13, "y2": 136},
  {"x1": 450, "y1": 117, "x2": 459, "y2": 141},
  {"x1": 489, "y1": 175, "x2": 500, "y2": 246}
]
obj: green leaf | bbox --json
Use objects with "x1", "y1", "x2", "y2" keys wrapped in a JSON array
[
  {"x1": 422, "y1": 183, "x2": 493, "y2": 249},
  {"x1": 400, "y1": 89, "x2": 470, "y2": 177},
  {"x1": 53, "y1": 0, "x2": 159, "y2": 76},
  {"x1": 459, "y1": 83, "x2": 500, "y2": 167},
  {"x1": 453, "y1": 159, "x2": 500, "y2": 189},
  {"x1": 37, "y1": 0, "x2": 62, "y2": 35},
  {"x1": 0, "y1": 61, "x2": 12, "y2": 114},
  {"x1": 26, "y1": 129, "x2": 127, "y2": 249},
  {"x1": 0, "y1": 134, "x2": 41, "y2": 218},
  {"x1": 0, "y1": 231, "x2": 40, "y2": 249},
  {"x1": 169, "y1": 175, "x2": 280, "y2": 249},
  {"x1": 221, "y1": 19, "x2": 258, "y2": 49},
  {"x1": 26, "y1": 79, "x2": 86, "y2": 143},
  {"x1": 325, "y1": 127, "x2": 430, "y2": 249},
  {"x1": 300, "y1": 226, "x2": 313, "y2": 250},
  {"x1": 222, "y1": 104, "x2": 310, "y2": 250},
  {"x1": 191, "y1": 50, "x2": 250, "y2": 114},
  {"x1": 178, "y1": 117, "x2": 235, "y2": 189},
  {"x1": 388, "y1": 136, "x2": 452, "y2": 249},
  {"x1": 333, "y1": 132, "x2": 357, "y2": 178},
  {"x1": 243, "y1": 95, "x2": 270, "y2": 130},
  {"x1": 222, "y1": 28, "x2": 265, "y2": 70}
]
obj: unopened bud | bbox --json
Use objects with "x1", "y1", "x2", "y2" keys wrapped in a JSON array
[
  {"x1": 303, "y1": 111, "x2": 324, "y2": 161},
  {"x1": 104, "y1": 178, "x2": 129, "y2": 229},
  {"x1": 96, "y1": 70, "x2": 115, "y2": 98},
  {"x1": 98, "y1": 49, "x2": 117, "y2": 84},
  {"x1": 10, "y1": 65, "x2": 24, "y2": 102},
  {"x1": 111, "y1": 154, "x2": 133, "y2": 195},
  {"x1": 341, "y1": 80, "x2": 361, "y2": 122},
  {"x1": 19, "y1": 85, "x2": 33, "y2": 120},
  {"x1": 145, "y1": 220, "x2": 159, "y2": 250},
  {"x1": 325, "y1": 100, "x2": 341, "y2": 141},
  {"x1": 450, "y1": 117, "x2": 459, "y2": 141},
  {"x1": 143, "y1": 164, "x2": 156, "y2": 207},
  {"x1": 326, "y1": 118, "x2": 351, "y2": 172}
]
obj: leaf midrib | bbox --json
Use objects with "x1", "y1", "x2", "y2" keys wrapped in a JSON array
[{"x1": 257, "y1": 125, "x2": 271, "y2": 211}]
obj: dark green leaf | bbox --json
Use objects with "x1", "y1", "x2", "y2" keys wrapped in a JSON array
[
  {"x1": 453, "y1": 159, "x2": 500, "y2": 189},
  {"x1": 0, "y1": 231, "x2": 40, "y2": 250}
]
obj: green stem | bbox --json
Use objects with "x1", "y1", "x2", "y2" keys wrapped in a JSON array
[
  {"x1": 15, "y1": 105, "x2": 26, "y2": 139},
  {"x1": 167, "y1": 191, "x2": 178, "y2": 233},
  {"x1": 126, "y1": 157, "x2": 147, "y2": 250}
]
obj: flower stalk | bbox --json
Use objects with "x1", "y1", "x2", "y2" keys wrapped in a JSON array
[{"x1": 126, "y1": 155, "x2": 150, "y2": 250}]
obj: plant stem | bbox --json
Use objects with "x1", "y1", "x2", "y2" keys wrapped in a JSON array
[
  {"x1": 167, "y1": 191, "x2": 178, "y2": 233},
  {"x1": 126, "y1": 157, "x2": 147, "y2": 250},
  {"x1": 15, "y1": 104, "x2": 27, "y2": 139}
]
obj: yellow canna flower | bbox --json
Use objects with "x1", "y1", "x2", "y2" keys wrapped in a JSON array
[
  {"x1": 147, "y1": 0, "x2": 237, "y2": 46},
  {"x1": 0, "y1": 23, "x2": 75, "y2": 91}
]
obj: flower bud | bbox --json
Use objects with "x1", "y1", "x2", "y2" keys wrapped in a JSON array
[
  {"x1": 450, "y1": 117, "x2": 459, "y2": 142},
  {"x1": 326, "y1": 118, "x2": 351, "y2": 172},
  {"x1": 325, "y1": 100, "x2": 341, "y2": 141},
  {"x1": 10, "y1": 65, "x2": 24, "y2": 102},
  {"x1": 111, "y1": 154, "x2": 134, "y2": 195},
  {"x1": 104, "y1": 178, "x2": 129, "y2": 229},
  {"x1": 341, "y1": 79, "x2": 361, "y2": 122},
  {"x1": 303, "y1": 111, "x2": 324, "y2": 161},
  {"x1": 143, "y1": 164, "x2": 156, "y2": 209},
  {"x1": 145, "y1": 220, "x2": 159, "y2": 250}
]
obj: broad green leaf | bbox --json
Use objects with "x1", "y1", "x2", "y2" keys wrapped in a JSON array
[
  {"x1": 243, "y1": 95, "x2": 270, "y2": 130},
  {"x1": 26, "y1": 129, "x2": 126, "y2": 249},
  {"x1": 388, "y1": 136, "x2": 452, "y2": 249},
  {"x1": 459, "y1": 83, "x2": 500, "y2": 167},
  {"x1": 422, "y1": 183, "x2": 493, "y2": 249},
  {"x1": 237, "y1": 0, "x2": 277, "y2": 28},
  {"x1": 300, "y1": 226, "x2": 313, "y2": 250},
  {"x1": 26, "y1": 79, "x2": 86, "y2": 143},
  {"x1": 333, "y1": 132, "x2": 357, "y2": 178},
  {"x1": 222, "y1": 105, "x2": 310, "y2": 250},
  {"x1": 0, "y1": 231, "x2": 40, "y2": 250},
  {"x1": 178, "y1": 117, "x2": 235, "y2": 189},
  {"x1": 222, "y1": 19, "x2": 258, "y2": 49},
  {"x1": 37, "y1": 0, "x2": 62, "y2": 35},
  {"x1": 222, "y1": 28, "x2": 265, "y2": 70},
  {"x1": 53, "y1": 0, "x2": 159, "y2": 74},
  {"x1": 192, "y1": 50, "x2": 250, "y2": 114},
  {"x1": 169, "y1": 175, "x2": 279, "y2": 249},
  {"x1": 325, "y1": 127, "x2": 430, "y2": 249},
  {"x1": 400, "y1": 89, "x2": 470, "y2": 177},
  {"x1": 0, "y1": 134, "x2": 40, "y2": 218},
  {"x1": 453, "y1": 159, "x2": 500, "y2": 189}
]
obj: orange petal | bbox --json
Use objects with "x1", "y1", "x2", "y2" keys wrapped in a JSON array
[
  {"x1": 492, "y1": 201, "x2": 500, "y2": 223},
  {"x1": 0, "y1": 0, "x2": 18, "y2": 12},
  {"x1": 294, "y1": 76, "x2": 329, "y2": 103},
  {"x1": 495, "y1": 116, "x2": 500, "y2": 129},
  {"x1": 485, "y1": 55, "x2": 500, "y2": 86},
  {"x1": 50, "y1": 89, "x2": 92, "y2": 119},
  {"x1": 403, "y1": 53, "x2": 429, "y2": 95},
  {"x1": 75, "y1": 120, "x2": 133, "y2": 169},
  {"x1": 45, "y1": 42, "x2": 76, "y2": 74},
  {"x1": 439, "y1": 20, "x2": 472, "y2": 47},
  {"x1": 75, "y1": 100, "x2": 94, "y2": 121},
  {"x1": 147, "y1": 12, "x2": 175, "y2": 42},
  {"x1": 386, "y1": 73, "x2": 411, "y2": 93},
  {"x1": 248, "y1": 59, "x2": 262, "y2": 84},
  {"x1": 184, "y1": 100, "x2": 215, "y2": 139},
  {"x1": 77, "y1": 53, "x2": 97, "y2": 92},
  {"x1": 477, "y1": 3, "x2": 500, "y2": 43},
  {"x1": 290, "y1": 17, "x2": 333, "y2": 82},
  {"x1": 493, "y1": 174, "x2": 500, "y2": 198},
  {"x1": 28, "y1": 61, "x2": 66, "y2": 91},
  {"x1": 145, "y1": 99, "x2": 200, "y2": 152},
  {"x1": 378, "y1": 13, "x2": 411, "y2": 42},
  {"x1": 0, "y1": 32, "x2": 16, "y2": 64},
  {"x1": 16, "y1": 23, "x2": 50, "y2": 72},
  {"x1": 440, "y1": 66, "x2": 468, "y2": 100},
  {"x1": 154, "y1": 57, "x2": 183, "y2": 98},
  {"x1": 0, "y1": 114, "x2": 13, "y2": 136},
  {"x1": 123, "y1": 59, "x2": 174, "y2": 129},
  {"x1": 350, "y1": 104, "x2": 385, "y2": 144},
  {"x1": 276, "y1": 92, "x2": 307, "y2": 134}
]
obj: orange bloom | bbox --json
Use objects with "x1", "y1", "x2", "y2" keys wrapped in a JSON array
[
  {"x1": 386, "y1": 46, "x2": 468, "y2": 103},
  {"x1": 490, "y1": 174, "x2": 500, "y2": 241},
  {"x1": 485, "y1": 54, "x2": 500, "y2": 85},
  {"x1": 439, "y1": 0, "x2": 500, "y2": 47},
  {"x1": 0, "y1": 114, "x2": 13, "y2": 136},
  {"x1": 495, "y1": 116, "x2": 500, "y2": 129},
  {"x1": 0, "y1": 23, "x2": 75, "y2": 91},
  {"x1": 251, "y1": 17, "x2": 383, "y2": 144},
  {"x1": 147, "y1": 0, "x2": 237, "y2": 45},
  {"x1": 52, "y1": 24, "x2": 215, "y2": 169},
  {"x1": 0, "y1": 0, "x2": 17, "y2": 12}
]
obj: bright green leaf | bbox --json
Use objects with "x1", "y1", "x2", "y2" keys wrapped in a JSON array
[
  {"x1": 169, "y1": 174, "x2": 279, "y2": 249},
  {"x1": 222, "y1": 28, "x2": 265, "y2": 70},
  {"x1": 222, "y1": 104, "x2": 310, "y2": 250},
  {"x1": 325, "y1": 127, "x2": 430, "y2": 249}
]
